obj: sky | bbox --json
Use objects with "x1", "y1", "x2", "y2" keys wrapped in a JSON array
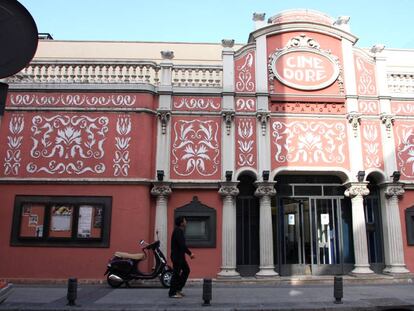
[{"x1": 19, "y1": 0, "x2": 414, "y2": 49}]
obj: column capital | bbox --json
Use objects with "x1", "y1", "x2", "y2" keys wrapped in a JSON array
[
  {"x1": 380, "y1": 113, "x2": 395, "y2": 138},
  {"x1": 151, "y1": 182, "x2": 172, "y2": 197},
  {"x1": 254, "y1": 181, "x2": 276, "y2": 198},
  {"x1": 219, "y1": 182, "x2": 239, "y2": 197},
  {"x1": 222, "y1": 109, "x2": 235, "y2": 135},
  {"x1": 381, "y1": 182, "x2": 405, "y2": 198},
  {"x1": 344, "y1": 182, "x2": 369, "y2": 198},
  {"x1": 347, "y1": 111, "x2": 361, "y2": 138},
  {"x1": 256, "y1": 110, "x2": 270, "y2": 136},
  {"x1": 157, "y1": 108, "x2": 171, "y2": 135}
]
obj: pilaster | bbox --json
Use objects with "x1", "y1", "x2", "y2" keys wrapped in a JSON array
[
  {"x1": 217, "y1": 182, "x2": 240, "y2": 278},
  {"x1": 344, "y1": 182, "x2": 374, "y2": 274},
  {"x1": 150, "y1": 182, "x2": 172, "y2": 257},
  {"x1": 380, "y1": 182, "x2": 410, "y2": 274},
  {"x1": 254, "y1": 181, "x2": 278, "y2": 278}
]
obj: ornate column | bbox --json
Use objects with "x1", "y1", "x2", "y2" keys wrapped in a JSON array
[
  {"x1": 217, "y1": 182, "x2": 240, "y2": 278},
  {"x1": 344, "y1": 182, "x2": 374, "y2": 274},
  {"x1": 150, "y1": 182, "x2": 172, "y2": 257},
  {"x1": 381, "y1": 183, "x2": 410, "y2": 274},
  {"x1": 254, "y1": 182, "x2": 278, "y2": 278}
]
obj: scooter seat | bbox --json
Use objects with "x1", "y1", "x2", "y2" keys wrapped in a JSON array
[{"x1": 114, "y1": 252, "x2": 146, "y2": 260}]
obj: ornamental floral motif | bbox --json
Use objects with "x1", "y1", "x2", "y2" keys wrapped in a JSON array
[
  {"x1": 173, "y1": 97, "x2": 221, "y2": 111},
  {"x1": 150, "y1": 184, "x2": 172, "y2": 197},
  {"x1": 219, "y1": 185, "x2": 239, "y2": 197},
  {"x1": 254, "y1": 183, "x2": 276, "y2": 197},
  {"x1": 391, "y1": 102, "x2": 414, "y2": 115},
  {"x1": 171, "y1": 119, "x2": 220, "y2": 178},
  {"x1": 26, "y1": 115, "x2": 108, "y2": 175},
  {"x1": 395, "y1": 123, "x2": 414, "y2": 179},
  {"x1": 358, "y1": 100, "x2": 379, "y2": 114},
  {"x1": 355, "y1": 55, "x2": 377, "y2": 95},
  {"x1": 361, "y1": 122, "x2": 382, "y2": 169},
  {"x1": 236, "y1": 118, "x2": 256, "y2": 168},
  {"x1": 235, "y1": 52, "x2": 255, "y2": 92},
  {"x1": 235, "y1": 98, "x2": 256, "y2": 112},
  {"x1": 271, "y1": 120, "x2": 347, "y2": 166},
  {"x1": 344, "y1": 184, "x2": 370, "y2": 198},
  {"x1": 10, "y1": 93, "x2": 137, "y2": 107},
  {"x1": 384, "y1": 184, "x2": 405, "y2": 198},
  {"x1": 4, "y1": 114, "x2": 24, "y2": 175},
  {"x1": 113, "y1": 115, "x2": 131, "y2": 177}
]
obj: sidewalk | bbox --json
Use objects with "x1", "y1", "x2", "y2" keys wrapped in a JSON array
[{"x1": 1, "y1": 279, "x2": 414, "y2": 311}]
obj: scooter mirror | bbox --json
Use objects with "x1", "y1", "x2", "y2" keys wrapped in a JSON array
[{"x1": 139, "y1": 240, "x2": 144, "y2": 245}]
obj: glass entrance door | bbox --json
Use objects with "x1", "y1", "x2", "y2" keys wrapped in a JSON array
[{"x1": 279, "y1": 197, "x2": 342, "y2": 275}]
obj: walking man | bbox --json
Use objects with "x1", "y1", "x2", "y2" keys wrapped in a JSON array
[{"x1": 169, "y1": 216, "x2": 195, "y2": 298}]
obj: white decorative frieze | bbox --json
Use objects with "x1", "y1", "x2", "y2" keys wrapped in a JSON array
[
  {"x1": 113, "y1": 115, "x2": 131, "y2": 177},
  {"x1": 236, "y1": 119, "x2": 255, "y2": 167},
  {"x1": 4, "y1": 114, "x2": 24, "y2": 176},
  {"x1": 173, "y1": 97, "x2": 220, "y2": 111},
  {"x1": 235, "y1": 52, "x2": 255, "y2": 92},
  {"x1": 362, "y1": 123, "x2": 381, "y2": 169},
  {"x1": 235, "y1": 98, "x2": 256, "y2": 112}
]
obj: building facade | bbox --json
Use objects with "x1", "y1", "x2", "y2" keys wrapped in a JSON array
[{"x1": 1, "y1": 9, "x2": 414, "y2": 281}]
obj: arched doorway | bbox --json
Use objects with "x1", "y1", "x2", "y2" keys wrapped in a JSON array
[
  {"x1": 236, "y1": 174, "x2": 260, "y2": 276},
  {"x1": 273, "y1": 174, "x2": 354, "y2": 276}
]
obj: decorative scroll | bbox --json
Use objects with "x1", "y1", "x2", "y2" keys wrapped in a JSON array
[
  {"x1": 4, "y1": 115, "x2": 24, "y2": 175},
  {"x1": 394, "y1": 122, "x2": 414, "y2": 179},
  {"x1": 354, "y1": 55, "x2": 377, "y2": 95},
  {"x1": 26, "y1": 115, "x2": 109, "y2": 175},
  {"x1": 113, "y1": 115, "x2": 131, "y2": 176},
  {"x1": 391, "y1": 101, "x2": 414, "y2": 115},
  {"x1": 271, "y1": 119, "x2": 348, "y2": 167},
  {"x1": 235, "y1": 97, "x2": 256, "y2": 112},
  {"x1": 358, "y1": 100, "x2": 379, "y2": 115},
  {"x1": 172, "y1": 96, "x2": 221, "y2": 111},
  {"x1": 271, "y1": 102, "x2": 346, "y2": 114},
  {"x1": 10, "y1": 93, "x2": 137, "y2": 107},
  {"x1": 236, "y1": 118, "x2": 256, "y2": 169},
  {"x1": 235, "y1": 51, "x2": 256, "y2": 93},
  {"x1": 171, "y1": 118, "x2": 220, "y2": 178},
  {"x1": 361, "y1": 122, "x2": 383, "y2": 170}
]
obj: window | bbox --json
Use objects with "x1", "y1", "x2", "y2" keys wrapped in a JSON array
[
  {"x1": 174, "y1": 196, "x2": 216, "y2": 248},
  {"x1": 11, "y1": 196, "x2": 112, "y2": 247},
  {"x1": 405, "y1": 206, "x2": 414, "y2": 246}
]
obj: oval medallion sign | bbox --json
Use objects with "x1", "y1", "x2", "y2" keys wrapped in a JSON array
[{"x1": 270, "y1": 50, "x2": 339, "y2": 90}]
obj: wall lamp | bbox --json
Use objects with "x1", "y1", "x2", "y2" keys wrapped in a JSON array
[
  {"x1": 262, "y1": 170, "x2": 270, "y2": 181},
  {"x1": 157, "y1": 170, "x2": 164, "y2": 181},
  {"x1": 357, "y1": 171, "x2": 365, "y2": 182},
  {"x1": 225, "y1": 171, "x2": 233, "y2": 182},
  {"x1": 392, "y1": 171, "x2": 401, "y2": 182}
]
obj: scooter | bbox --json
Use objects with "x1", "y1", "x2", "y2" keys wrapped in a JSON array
[{"x1": 104, "y1": 240, "x2": 173, "y2": 288}]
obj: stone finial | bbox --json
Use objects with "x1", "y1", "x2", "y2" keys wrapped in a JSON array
[
  {"x1": 253, "y1": 13, "x2": 265, "y2": 21},
  {"x1": 334, "y1": 16, "x2": 350, "y2": 25},
  {"x1": 221, "y1": 39, "x2": 235, "y2": 48},
  {"x1": 370, "y1": 44, "x2": 385, "y2": 54},
  {"x1": 161, "y1": 50, "x2": 174, "y2": 60}
]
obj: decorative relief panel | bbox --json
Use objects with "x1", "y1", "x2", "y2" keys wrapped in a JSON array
[
  {"x1": 394, "y1": 121, "x2": 414, "y2": 180},
  {"x1": 234, "y1": 51, "x2": 256, "y2": 93},
  {"x1": 4, "y1": 114, "x2": 24, "y2": 176},
  {"x1": 8, "y1": 92, "x2": 142, "y2": 108},
  {"x1": 235, "y1": 97, "x2": 256, "y2": 112},
  {"x1": 171, "y1": 117, "x2": 221, "y2": 179},
  {"x1": 354, "y1": 53, "x2": 377, "y2": 96},
  {"x1": 358, "y1": 100, "x2": 379, "y2": 115},
  {"x1": 26, "y1": 114, "x2": 109, "y2": 175},
  {"x1": 172, "y1": 96, "x2": 221, "y2": 112},
  {"x1": 271, "y1": 119, "x2": 349, "y2": 168},
  {"x1": 271, "y1": 102, "x2": 345, "y2": 114},
  {"x1": 0, "y1": 112, "x2": 147, "y2": 178},
  {"x1": 113, "y1": 115, "x2": 131, "y2": 177},
  {"x1": 361, "y1": 121, "x2": 383, "y2": 170},
  {"x1": 391, "y1": 101, "x2": 414, "y2": 115},
  {"x1": 235, "y1": 117, "x2": 257, "y2": 170}
]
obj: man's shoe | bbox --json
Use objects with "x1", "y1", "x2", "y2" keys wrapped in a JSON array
[
  {"x1": 177, "y1": 291, "x2": 185, "y2": 297},
  {"x1": 169, "y1": 293, "x2": 183, "y2": 298}
]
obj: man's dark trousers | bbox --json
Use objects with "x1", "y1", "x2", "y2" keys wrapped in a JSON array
[{"x1": 169, "y1": 258, "x2": 190, "y2": 296}]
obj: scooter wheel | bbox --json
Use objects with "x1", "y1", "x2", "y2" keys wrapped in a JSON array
[
  {"x1": 160, "y1": 270, "x2": 173, "y2": 288},
  {"x1": 107, "y1": 274, "x2": 124, "y2": 288}
]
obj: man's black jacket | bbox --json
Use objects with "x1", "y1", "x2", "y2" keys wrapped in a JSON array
[{"x1": 170, "y1": 226, "x2": 191, "y2": 262}]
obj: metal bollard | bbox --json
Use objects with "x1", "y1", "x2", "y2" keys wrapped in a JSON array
[
  {"x1": 67, "y1": 278, "x2": 77, "y2": 306},
  {"x1": 202, "y1": 278, "x2": 212, "y2": 306},
  {"x1": 333, "y1": 276, "x2": 343, "y2": 304}
]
